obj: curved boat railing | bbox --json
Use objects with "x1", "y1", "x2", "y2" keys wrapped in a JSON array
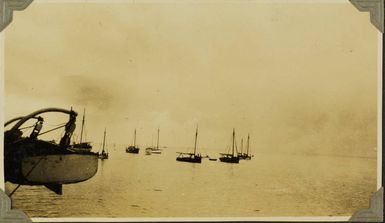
[
  {"x1": 4, "y1": 116, "x2": 24, "y2": 127},
  {"x1": 9, "y1": 108, "x2": 77, "y2": 131}
]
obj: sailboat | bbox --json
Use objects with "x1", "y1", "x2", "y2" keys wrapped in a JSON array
[
  {"x1": 219, "y1": 128, "x2": 240, "y2": 163},
  {"x1": 126, "y1": 129, "x2": 140, "y2": 154},
  {"x1": 147, "y1": 128, "x2": 162, "y2": 154},
  {"x1": 70, "y1": 108, "x2": 92, "y2": 153},
  {"x1": 176, "y1": 126, "x2": 202, "y2": 163},
  {"x1": 239, "y1": 134, "x2": 252, "y2": 160},
  {"x1": 99, "y1": 128, "x2": 109, "y2": 160}
]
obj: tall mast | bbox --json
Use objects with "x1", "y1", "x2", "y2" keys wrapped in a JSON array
[
  {"x1": 156, "y1": 128, "x2": 160, "y2": 150},
  {"x1": 247, "y1": 134, "x2": 250, "y2": 156},
  {"x1": 194, "y1": 126, "x2": 198, "y2": 155},
  {"x1": 232, "y1": 128, "x2": 235, "y2": 156},
  {"x1": 240, "y1": 138, "x2": 243, "y2": 154},
  {"x1": 102, "y1": 128, "x2": 106, "y2": 152},
  {"x1": 134, "y1": 129, "x2": 136, "y2": 147},
  {"x1": 79, "y1": 108, "x2": 85, "y2": 144}
]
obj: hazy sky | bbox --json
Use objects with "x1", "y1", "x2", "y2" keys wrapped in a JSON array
[{"x1": 4, "y1": 1, "x2": 379, "y2": 156}]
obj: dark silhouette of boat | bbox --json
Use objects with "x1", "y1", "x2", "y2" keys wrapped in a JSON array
[
  {"x1": 4, "y1": 108, "x2": 99, "y2": 195},
  {"x1": 219, "y1": 129, "x2": 240, "y2": 163},
  {"x1": 99, "y1": 128, "x2": 109, "y2": 160},
  {"x1": 126, "y1": 129, "x2": 140, "y2": 154},
  {"x1": 238, "y1": 134, "x2": 252, "y2": 160},
  {"x1": 176, "y1": 126, "x2": 202, "y2": 163},
  {"x1": 70, "y1": 109, "x2": 92, "y2": 153}
]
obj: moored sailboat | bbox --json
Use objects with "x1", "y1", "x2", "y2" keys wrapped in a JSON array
[
  {"x1": 219, "y1": 128, "x2": 240, "y2": 163},
  {"x1": 147, "y1": 128, "x2": 162, "y2": 154},
  {"x1": 176, "y1": 126, "x2": 202, "y2": 163},
  {"x1": 239, "y1": 134, "x2": 252, "y2": 160},
  {"x1": 99, "y1": 128, "x2": 109, "y2": 160},
  {"x1": 126, "y1": 129, "x2": 140, "y2": 154}
]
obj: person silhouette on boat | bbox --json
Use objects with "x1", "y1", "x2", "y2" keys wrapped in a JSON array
[
  {"x1": 30, "y1": 117, "x2": 44, "y2": 139},
  {"x1": 59, "y1": 111, "x2": 77, "y2": 148}
]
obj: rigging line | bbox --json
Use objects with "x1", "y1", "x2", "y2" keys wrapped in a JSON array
[
  {"x1": 37, "y1": 124, "x2": 67, "y2": 136},
  {"x1": 9, "y1": 156, "x2": 45, "y2": 197},
  {"x1": 19, "y1": 124, "x2": 37, "y2": 130},
  {"x1": 45, "y1": 122, "x2": 68, "y2": 127}
]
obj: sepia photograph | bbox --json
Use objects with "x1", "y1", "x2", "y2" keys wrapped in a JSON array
[{"x1": 1, "y1": 0, "x2": 382, "y2": 221}]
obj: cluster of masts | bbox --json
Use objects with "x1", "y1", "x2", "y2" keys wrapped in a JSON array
[
  {"x1": 124, "y1": 127, "x2": 252, "y2": 164},
  {"x1": 218, "y1": 128, "x2": 252, "y2": 163},
  {"x1": 75, "y1": 110, "x2": 252, "y2": 163},
  {"x1": 71, "y1": 109, "x2": 109, "y2": 160}
]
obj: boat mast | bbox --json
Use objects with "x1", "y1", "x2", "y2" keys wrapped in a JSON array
[
  {"x1": 232, "y1": 128, "x2": 235, "y2": 156},
  {"x1": 194, "y1": 126, "x2": 198, "y2": 155},
  {"x1": 102, "y1": 128, "x2": 106, "y2": 153},
  {"x1": 240, "y1": 138, "x2": 243, "y2": 154},
  {"x1": 156, "y1": 128, "x2": 160, "y2": 150},
  {"x1": 247, "y1": 134, "x2": 250, "y2": 156},
  {"x1": 79, "y1": 108, "x2": 85, "y2": 144},
  {"x1": 134, "y1": 129, "x2": 136, "y2": 147}
]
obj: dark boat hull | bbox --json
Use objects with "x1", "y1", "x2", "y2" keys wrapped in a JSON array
[
  {"x1": 126, "y1": 146, "x2": 140, "y2": 154},
  {"x1": 238, "y1": 153, "x2": 252, "y2": 160},
  {"x1": 176, "y1": 156, "x2": 202, "y2": 163},
  {"x1": 219, "y1": 156, "x2": 240, "y2": 163}
]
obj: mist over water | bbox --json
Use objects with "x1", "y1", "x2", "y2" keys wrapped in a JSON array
[
  {"x1": 3, "y1": 1, "x2": 379, "y2": 219},
  {"x1": 7, "y1": 146, "x2": 376, "y2": 218}
]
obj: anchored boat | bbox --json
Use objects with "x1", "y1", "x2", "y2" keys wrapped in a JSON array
[
  {"x1": 147, "y1": 128, "x2": 162, "y2": 154},
  {"x1": 176, "y1": 126, "x2": 202, "y2": 163},
  {"x1": 238, "y1": 134, "x2": 252, "y2": 160},
  {"x1": 99, "y1": 128, "x2": 109, "y2": 160},
  {"x1": 219, "y1": 128, "x2": 240, "y2": 163},
  {"x1": 126, "y1": 129, "x2": 140, "y2": 154},
  {"x1": 4, "y1": 108, "x2": 99, "y2": 195}
]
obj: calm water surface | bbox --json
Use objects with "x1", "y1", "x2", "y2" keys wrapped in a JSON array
[{"x1": 7, "y1": 146, "x2": 377, "y2": 218}]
